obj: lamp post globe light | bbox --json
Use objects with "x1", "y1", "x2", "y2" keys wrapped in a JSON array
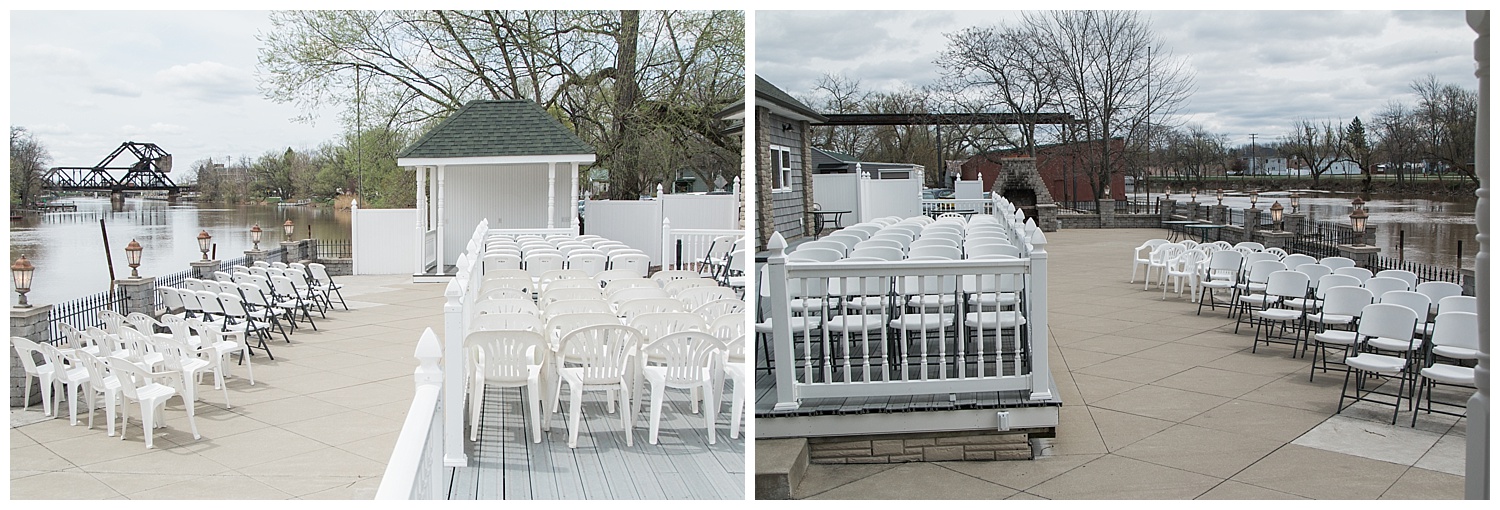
[
  {"x1": 1249, "y1": 191, "x2": 1259, "y2": 209},
  {"x1": 197, "y1": 230, "x2": 212, "y2": 260},
  {"x1": 1350, "y1": 207, "x2": 1368, "y2": 245},
  {"x1": 1290, "y1": 192, "x2": 1300, "y2": 214},
  {"x1": 125, "y1": 239, "x2": 143, "y2": 278},
  {"x1": 1190, "y1": 187, "x2": 1198, "y2": 203},
  {"x1": 12, "y1": 255, "x2": 35, "y2": 308},
  {"x1": 1216, "y1": 188, "x2": 1224, "y2": 206},
  {"x1": 283, "y1": 220, "x2": 295, "y2": 241},
  {"x1": 1270, "y1": 201, "x2": 1284, "y2": 231},
  {"x1": 251, "y1": 224, "x2": 263, "y2": 251}
]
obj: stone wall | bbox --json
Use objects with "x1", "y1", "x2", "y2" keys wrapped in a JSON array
[
  {"x1": 320, "y1": 258, "x2": 353, "y2": 276},
  {"x1": 808, "y1": 431, "x2": 1031, "y2": 464},
  {"x1": 1056, "y1": 213, "x2": 1158, "y2": 230}
]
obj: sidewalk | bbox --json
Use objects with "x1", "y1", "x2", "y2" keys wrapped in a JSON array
[
  {"x1": 11, "y1": 275, "x2": 445, "y2": 499},
  {"x1": 788, "y1": 228, "x2": 1468, "y2": 500}
]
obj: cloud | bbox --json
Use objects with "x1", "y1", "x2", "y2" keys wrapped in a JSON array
[
  {"x1": 28, "y1": 124, "x2": 72, "y2": 136},
  {"x1": 90, "y1": 79, "x2": 143, "y2": 98},
  {"x1": 153, "y1": 61, "x2": 257, "y2": 103},
  {"x1": 11, "y1": 44, "x2": 91, "y2": 76}
]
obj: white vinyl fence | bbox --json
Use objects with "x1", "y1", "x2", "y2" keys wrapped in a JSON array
[
  {"x1": 585, "y1": 183, "x2": 740, "y2": 267},
  {"x1": 374, "y1": 328, "x2": 445, "y2": 500},
  {"x1": 351, "y1": 202, "x2": 418, "y2": 275},
  {"x1": 763, "y1": 197, "x2": 1052, "y2": 410}
]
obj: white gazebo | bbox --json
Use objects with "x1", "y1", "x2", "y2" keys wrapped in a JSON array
[{"x1": 396, "y1": 99, "x2": 596, "y2": 279}]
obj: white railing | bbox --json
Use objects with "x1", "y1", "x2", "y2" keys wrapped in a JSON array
[
  {"x1": 374, "y1": 328, "x2": 446, "y2": 500},
  {"x1": 486, "y1": 227, "x2": 576, "y2": 238},
  {"x1": 660, "y1": 218, "x2": 742, "y2": 272},
  {"x1": 423, "y1": 229, "x2": 438, "y2": 272},
  {"x1": 765, "y1": 195, "x2": 1051, "y2": 409}
]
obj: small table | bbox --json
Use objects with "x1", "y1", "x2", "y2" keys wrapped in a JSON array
[
  {"x1": 927, "y1": 209, "x2": 977, "y2": 220},
  {"x1": 1160, "y1": 220, "x2": 1197, "y2": 242},
  {"x1": 1181, "y1": 223, "x2": 1227, "y2": 243},
  {"x1": 812, "y1": 210, "x2": 849, "y2": 237}
]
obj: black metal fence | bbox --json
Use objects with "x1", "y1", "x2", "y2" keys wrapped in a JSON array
[
  {"x1": 1286, "y1": 224, "x2": 1358, "y2": 260},
  {"x1": 1370, "y1": 255, "x2": 1464, "y2": 285},
  {"x1": 316, "y1": 239, "x2": 352, "y2": 259},
  {"x1": 47, "y1": 288, "x2": 126, "y2": 344},
  {"x1": 1057, "y1": 199, "x2": 1159, "y2": 215}
]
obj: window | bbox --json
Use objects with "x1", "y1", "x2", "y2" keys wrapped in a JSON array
[{"x1": 770, "y1": 145, "x2": 792, "y2": 190}]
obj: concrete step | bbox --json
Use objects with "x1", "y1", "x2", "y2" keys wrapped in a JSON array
[{"x1": 754, "y1": 437, "x2": 809, "y2": 500}]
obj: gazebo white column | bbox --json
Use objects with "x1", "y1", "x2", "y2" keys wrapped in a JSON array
[
  {"x1": 1466, "y1": 9, "x2": 1489, "y2": 500},
  {"x1": 415, "y1": 166, "x2": 427, "y2": 275},
  {"x1": 570, "y1": 162, "x2": 580, "y2": 233},
  {"x1": 436, "y1": 165, "x2": 446, "y2": 272},
  {"x1": 548, "y1": 162, "x2": 558, "y2": 229}
]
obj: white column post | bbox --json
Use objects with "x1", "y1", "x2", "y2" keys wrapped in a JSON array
[
  {"x1": 436, "y1": 165, "x2": 447, "y2": 274},
  {"x1": 660, "y1": 217, "x2": 673, "y2": 270},
  {"x1": 415, "y1": 167, "x2": 427, "y2": 275},
  {"x1": 412, "y1": 327, "x2": 444, "y2": 493},
  {"x1": 570, "y1": 162, "x2": 580, "y2": 234},
  {"x1": 441, "y1": 279, "x2": 466, "y2": 467},
  {"x1": 856, "y1": 163, "x2": 870, "y2": 223},
  {"x1": 732, "y1": 176, "x2": 742, "y2": 229},
  {"x1": 1466, "y1": 9, "x2": 1489, "y2": 500},
  {"x1": 767, "y1": 231, "x2": 801, "y2": 410},
  {"x1": 1027, "y1": 228, "x2": 1053, "y2": 400},
  {"x1": 548, "y1": 162, "x2": 557, "y2": 229}
]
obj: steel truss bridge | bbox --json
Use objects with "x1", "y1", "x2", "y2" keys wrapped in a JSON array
[{"x1": 42, "y1": 142, "x2": 183, "y2": 193}]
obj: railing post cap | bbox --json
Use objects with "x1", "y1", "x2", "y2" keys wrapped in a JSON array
[
  {"x1": 662, "y1": 217, "x2": 671, "y2": 227},
  {"x1": 768, "y1": 231, "x2": 787, "y2": 252},
  {"x1": 443, "y1": 278, "x2": 463, "y2": 298},
  {"x1": 414, "y1": 327, "x2": 441, "y2": 362}
]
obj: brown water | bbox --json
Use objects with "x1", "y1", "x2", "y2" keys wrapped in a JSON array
[
  {"x1": 1151, "y1": 190, "x2": 1478, "y2": 271},
  {"x1": 9, "y1": 198, "x2": 350, "y2": 306}
]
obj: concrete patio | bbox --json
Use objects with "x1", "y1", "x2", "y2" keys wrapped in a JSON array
[
  {"x1": 10, "y1": 275, "x2": 449, "y2": 499},
  {"x1": 780, "y1": 228, "x2": 1471, "y2": 500}
]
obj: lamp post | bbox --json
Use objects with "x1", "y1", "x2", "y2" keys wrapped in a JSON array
[
  {"x1": 1189, "y1": 187, "x2": 1198, "y2": 203},
  {"x1": 11, "y1": 255, "x2": 34, "y2": 308},
  {"x1": 1270, "y1": 200, "x2": 1284, "y2": 232},
  {"x1": 1249, "y1": 191, "x2": 1259, "y2": 210},
  {"x1": 125, "y1": 239, "x2": 143, "y2": 278},
  {"x1": 1216, "y1": 188, "x2": 1224, "y2": 206},
  {"x1": 1350, "y1": 207, "x2": 1368, "y2": 246},
  {"x1": 1290, "y1": 192, "x2": 1300, "y2": 214},
  {"x1": 197, "y1": 230, "x2": 212, "y2": 260},
  {"x1": 283, "y1": 220, "x2": 295, "y2": 242},
  {"x1": 251, "y1": 224, "x2": 263, "y2": 251}
]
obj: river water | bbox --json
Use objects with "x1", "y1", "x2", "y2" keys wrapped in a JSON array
[
  {"x1": 9, "y1": 198, "x2": 351, "y2": 306},
  {"x1": 1151, "y1": 190, "x2": 1478, "y2": 271}
]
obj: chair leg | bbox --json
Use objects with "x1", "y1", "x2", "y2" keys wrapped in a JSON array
[
  {"x1": 469, "y1": 380, "x2": 483, "y2": 442},
  {"x1": 528, "y1": 381, "x2": 543, "y2": 444},
  {"x1": 619, "y1": 382, "x2": 633, "y2": 448},
  {"x1": 567, "y1": 383, "x2": 583, "y2": 449},
  {"x1": 648, "y1": 380, "x2": 665, "y2": 445},
  {"x1": 704, "y1": 381, "x2": 717, "y2": 446}
]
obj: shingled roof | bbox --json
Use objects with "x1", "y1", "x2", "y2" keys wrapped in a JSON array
[
  {"x1": 396, "y1": 99, "x2": 594, "y2": 160},
  {"x1": 755, "y1": 75, "x2": 826, "y2": 123}
]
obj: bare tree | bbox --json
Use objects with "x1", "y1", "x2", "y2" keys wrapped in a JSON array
[
  {"x1": 1374, "y1": 100, "x2": 1420, "y2": 185},
  {"x1": 1280, "y1": 119, "x2": 1345, "y2": 183},
  {"x1": 1027, "y1": 10, "x2": 1193, "y2": 202},
  {"x1": 802, "y1": 73, "x2": 870, "y2": 156},
  {"x1": 935, "y1": 23, "x2": 1059, "y2": 156},
  {"x1": 1338, "y1": 116, "x2": 1377, "y2": 190},
  {"x1": 10, "y1": 126, "x2": 51, "y2": 207},
  {"x1": 1410, "y1": 74, "x2": 1478, "y2": 184}
]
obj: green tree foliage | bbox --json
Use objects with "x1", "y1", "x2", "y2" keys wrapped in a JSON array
[
  {"x1": 10, "y1": 126, "x2": 51, "y2": 207},
  {"x1": 257, "y1": 10, "x2": 744, "y2": 200}
]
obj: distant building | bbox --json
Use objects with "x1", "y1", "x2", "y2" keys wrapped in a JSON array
[
  {"x1": 960, "y1": 138, "x2": 1127, "y2": 203},
  {"x1": 753, "y1": 75, "x2": 826, "y2": 250}
]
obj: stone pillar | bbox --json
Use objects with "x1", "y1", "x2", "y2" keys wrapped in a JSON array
[
  {"x1": 280, "y1": 241, "x2": 300, "y2": 264},
  {"x1": 1285, "y1": 213, "x2": 1306, "y2": 236},
  {"x1": 1035, "y1": 204, "x2": 1059, "y2": 232},
  {"x1": 1337, "y1": 244, "x2": 1381, "y2": 269},
  {"x1": 244, "y1": 249, "x2": 267, "y2": 266},
  {"x1": 1259, "y1": 231, "x2": 1294, "y2": 252},
  {"x1": 1244, "y1": 209, "x2": 1261, "y2": 243},
  {"x1": 1185, "y1": 201, "x2": 1199, "y2": 221},
  {"x1": 1098, "y1": 198, "x2": 1116, "y2": 228},
  {"x1": 10, "y1": 304, "x2": 53, "y2": 407},
  {"x1": 302, "y1": 238, "x2": 317, "y2": 263},
  {"x1": 114, "y1": 276, "x2": 157, "y2": 317},
  {"x1": 1211, "y1": 205, "x2": 1229, "y2": 225},
  {"x1": 1160, "y1": 199, "x2": 1176, "y2": 221},
  {"x1": 191, "y1": 259, "x2": 219, "y2": 279}
]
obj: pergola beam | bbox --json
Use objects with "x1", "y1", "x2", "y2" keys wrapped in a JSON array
[{"x1": 814, "y1": 112, "x2": 1079, "y2": 126}]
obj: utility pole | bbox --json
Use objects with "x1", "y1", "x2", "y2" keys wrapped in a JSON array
[{"x1": 1249, "y1": 133, "x2": 1258, "y2": 175}]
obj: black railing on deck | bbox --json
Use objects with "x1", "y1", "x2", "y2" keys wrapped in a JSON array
[
  {"x1": 1370, "y1": 255, "x2": 1464, "y2": 285},
  {"x1": 316, "y1": 239, "x2": 352, "y2": 259},
  {"x1": 48, "y1": 289, "x2": 127, "y2": 344}
]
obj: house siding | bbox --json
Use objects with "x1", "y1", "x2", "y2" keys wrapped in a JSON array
[{"x1": 758, "y1": 109, "x2": 813, "y2": 249}]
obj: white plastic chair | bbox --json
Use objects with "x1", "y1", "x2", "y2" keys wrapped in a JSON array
[
  {"x1": 1413, "y1": 311, "x2": 1479, "y2": 427},
  {"x1": 106, "y1": 357, "x2": 196, "y2": 448},
  {"x1": 556, "y1": 325, "x2": 643, "y2": 448},
  {"x1": 1339, "y1": 303, "x2": 1421, "y2": 425},
  {"x1": 1307, "y1": 285, "x2": 1375, "y2": 381},
  {"x1": 74, "y1": 350, "x2": 122, "y2": 435},
  {"x1": 466, "y1": 330, "x2": 550, "y2": 443},
  {"x1": 1130, "y1": 239, "x2": 1169, "y2": 283},
  {"x1": 1376, "y1": 269, "x2": 1419, "y2": 289},
  {"x1": 610, "y1": 252, "x2": 652, "y2": 278},
  {"x1": 639, "y1": 331, "x2": 723, "y2": 445}
]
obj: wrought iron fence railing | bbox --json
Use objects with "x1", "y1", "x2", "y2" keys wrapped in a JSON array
[
  {"x1": 1370, "y1": 255, "x2": 1464, "y2": 286},
  {"x1": 48, "y1": 289, "x2": 127, "y2": 344}
]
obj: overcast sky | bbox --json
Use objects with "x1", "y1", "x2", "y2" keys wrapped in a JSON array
[
  {"x1": 8, "y1": 10, "x2": 344, "y2": 172},
  {"x1": 756, "y1": 10, "x2": 1479, "y2": 148}
]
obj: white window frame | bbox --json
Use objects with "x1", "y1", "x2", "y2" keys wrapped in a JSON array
[{"x1": 770, "y1": 144, "x2": 793, "y2": 191}]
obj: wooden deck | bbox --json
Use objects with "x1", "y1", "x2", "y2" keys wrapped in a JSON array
[{"x1": 445, "y1": 385, "x2": 745, "y2": 499}]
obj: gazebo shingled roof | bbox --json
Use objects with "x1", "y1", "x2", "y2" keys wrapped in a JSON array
[{"x1": 396, "y1": 99, "x2": 594, "y2": 160}]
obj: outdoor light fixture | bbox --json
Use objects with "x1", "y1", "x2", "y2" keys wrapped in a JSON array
[
  {"x1": 125, "y1": 239, "x2": 143, "y2": 278},
  {"x1": 1190, "y1": 187, "x2": 1198, "y2": 202},
  {"x1": 1249, "y1": 191, "x2": 1259, "y2": 209},
  {"x1": 1350, "y1": 207, "x2": 1368, "y2": 244},
  {"x1": 1290, "y1": 192, "x2": 1300, "y2": 214},
  {"x1": 251, "y1": 224, "x2": 263, "y2": 250},
  {"x1": 197, "y1": 230, "x2": 212, "y2": 260},
  {"x1": 11, "y1": 255, "x2": 35, "y2": 308},
  {"x1": 1270, "y1": 201, "x2": 1284, "y2": 231},
  {"x1": 283, "y1": 220, "x2": 295, "y2": 241},
  {"x1": 1352, "y1": 196, "x2": 1365, "y2": 213},
  {"x1": 781, "y1": 123, "x2": 793, "y2": 132},
  {"x1": 1165, "y1": 186, "x2": 1172, "y2": 197},
  {"x1": 1216, "y1": 188, "x2": 1224, "y2": 206}
]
